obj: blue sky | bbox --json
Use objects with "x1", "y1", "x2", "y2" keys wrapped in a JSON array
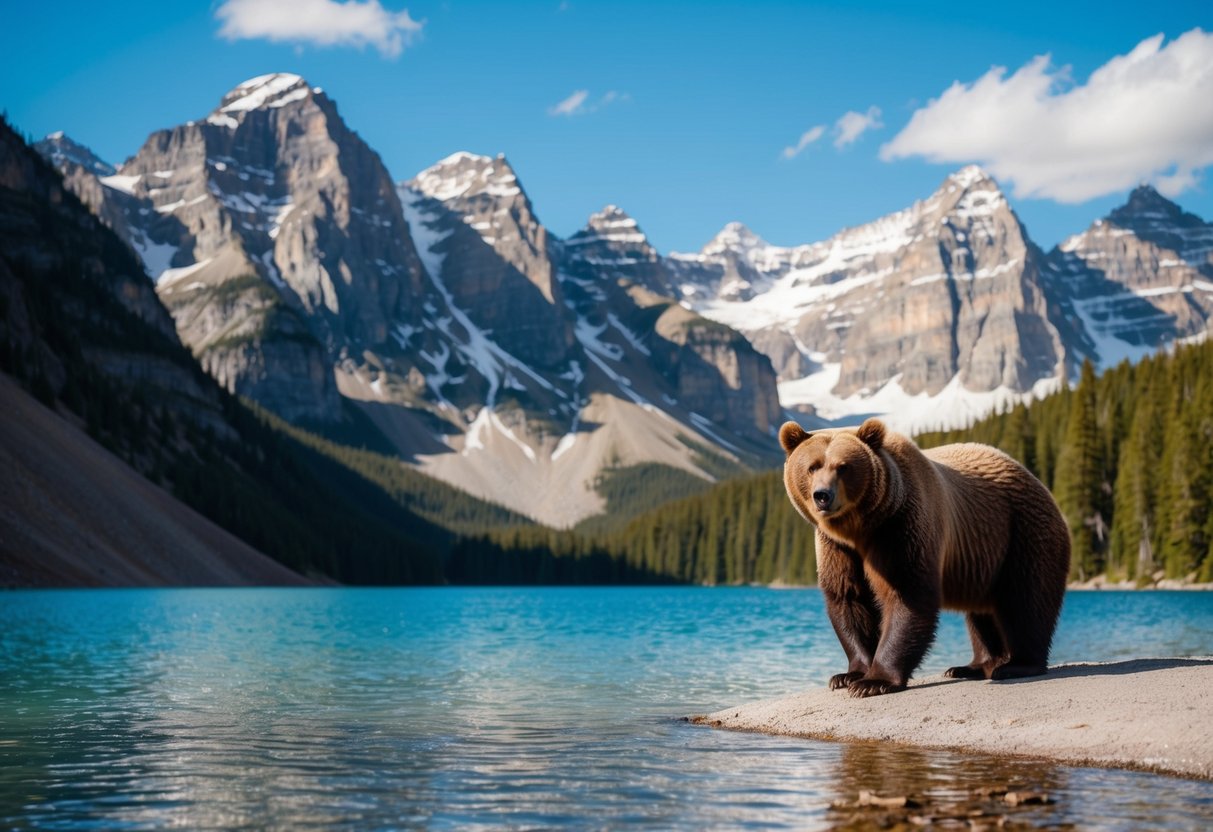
[{"x1": 3, "y1": 1, "x2": 1211, "y2": 253}]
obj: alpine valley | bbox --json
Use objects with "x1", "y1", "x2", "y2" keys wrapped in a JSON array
[{"x1": 32, "y1": 72, "x2": 1213, "y2": 529}]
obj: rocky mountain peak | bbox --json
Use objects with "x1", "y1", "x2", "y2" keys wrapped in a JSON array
[
  {"x1": 208, "y1": 73, "x2": 315, "y2": 127},
  {"x1": 563, "y1": 205, "x2": 663, "y2": 288},
  {"x1": 33, "y1": 132, "x2": 115, "y2": 177},
  {"x1": 947, "y1": 164, "x2": 995, "y2": 189},
  {"x1": 572, "y1": 205, "x2": 655, "y2": 251},
  {"x1": 410, "y1": 151, "x2": 522, "y2": 203},
  {"x1": 934, "y1": 164, "x2": 1011, "y2": 219},
  {"x1": 1061, "y1": 183, "x2": 1211, "y2": 275},
  {"x1": 701, "y1": 222, "x2": 769, "y2": 257},
  {"x1": 1109, "y1": 184, "x2": 1190, "y2": 228}
]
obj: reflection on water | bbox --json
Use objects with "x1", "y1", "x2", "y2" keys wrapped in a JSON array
[{"x1": 1, "y1": 588, "x2": 1212, "y2": 829}]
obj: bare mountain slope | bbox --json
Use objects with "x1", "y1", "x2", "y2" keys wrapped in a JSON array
[{"x1": 0, "y1": 375, "x2": 307, "y2": 587}]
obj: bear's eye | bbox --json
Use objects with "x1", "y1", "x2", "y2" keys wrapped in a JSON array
[
  {"x1": 807, "y1": 462, "x2": 821, "y2": 473},
  {"x1": 836, "y1": 462, "x2": 848, "y2": 472}
]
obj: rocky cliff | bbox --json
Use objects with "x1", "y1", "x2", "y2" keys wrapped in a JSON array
[
  {"x1": 35, "y1": 78, "x2": 783, "y2": 527},
  {"x1": 395, "y1": 172, "x2": 782, "y2": 525},
  {"x1": 673, "y1": 167, "x2": 1077, "y2": 428},
  {"x1": 37, "y1": 74, "x2": 445, "y2": 423},
  {"x1": 561, "y1": 205, "x2": 780, "y2": 438},
  {"x1": 1047, "y1": 185, "x2": 1213, "y2": 366}
]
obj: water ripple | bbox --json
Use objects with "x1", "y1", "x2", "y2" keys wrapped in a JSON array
[{"x1": 2, "y1": 587, "x2": 1212, "y2": 829}]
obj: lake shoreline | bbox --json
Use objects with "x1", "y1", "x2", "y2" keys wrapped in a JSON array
[{"x1": 690, "y1": 657, "x2": 1213, "y2": 781}]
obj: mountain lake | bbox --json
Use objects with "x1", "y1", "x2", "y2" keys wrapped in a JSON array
[{"x1": 2, "y1": 587, "x2": 1212, "y2": 829}]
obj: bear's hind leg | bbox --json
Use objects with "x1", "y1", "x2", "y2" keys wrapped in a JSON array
[
  {"x1": 945, "y1": 613, "x2": 1006, "y2": 680},
  {"x1": 989, "y1": 594, "x2": 1052, "y2": 680}
]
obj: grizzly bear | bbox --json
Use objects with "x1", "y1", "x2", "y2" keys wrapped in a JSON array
[{"x1": 780, "y1": 418, "x2": 1070, "y2": 697}]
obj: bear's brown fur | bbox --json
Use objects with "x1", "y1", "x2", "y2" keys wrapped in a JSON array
[{"x1": 780, "y1": 417, "x2": 1070, "y2": 697}]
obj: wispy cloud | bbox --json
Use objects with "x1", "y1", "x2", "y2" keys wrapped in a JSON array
[
  {"x1": 550, "y1": 89, "x2": 590, "y2": 116},
  {"x1": 881, "y1": 29, "x2": 1213, "y2": 202},
  {"x1": 833, "y1": 106, "x2": 883, "y2": 148},
  {"x1": 781, "y1": 125, "x2": 826, "y2": 159},
  {"x1": 548, "y1": 89, "x2": 629, "y2": 117},
  {"x1": 215, "y1": 0, "x2": 423, "y2": 59}
]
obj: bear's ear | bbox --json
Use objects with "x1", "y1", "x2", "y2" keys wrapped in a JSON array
[
  {"x1": 779, "y1": 421, "x2": 811, "y2": 454},
  {"x1": 856, "y1": 418, "x2": 886, "y2": 452}
]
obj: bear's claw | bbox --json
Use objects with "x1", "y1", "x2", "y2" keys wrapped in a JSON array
[
  {"x1": 847, "y1": 678, "x2": 906, "y2": 697},
  {"x1": 829, "y1": 671, "x2": 865, "y2": 690}
]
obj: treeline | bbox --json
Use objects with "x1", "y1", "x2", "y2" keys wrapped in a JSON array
[
  {"x1": 546, "y1": 338, "x2": 1213, "y2": 588},
  {"x1": 917, "y1": 342, "x2": 1213, "y2": 584},
  {"x1": 598, "y1": 470, "x2": 817, "y2": 584}
]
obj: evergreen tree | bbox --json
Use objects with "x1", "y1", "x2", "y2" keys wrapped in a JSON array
[{"x1": 1053, "y1": 360, "x2": 1106, "y2": 579}]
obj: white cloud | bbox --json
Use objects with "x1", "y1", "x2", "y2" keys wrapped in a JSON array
[
  {"x1": 881, "y1": 29, "x2": 1213, "y2": 202},
  {"x1": 216, "y1": 0, "x2": 423, "y2": 59},
  {"x1": 833, "y1": 106, "x2": 883, "y2": 148},
  {"x1": 782, "y1": 125, "x2": 825, "y2": 159},
  {"x1": 548, "y1": 89, "x2": 628, "y2": 117},
  {"x1": 550, "y1": 90, "x2": 590, "y2": 116}
]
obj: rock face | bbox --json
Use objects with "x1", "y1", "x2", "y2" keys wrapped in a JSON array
[
  {"x1": 676, "y1": 167, "x2": 1069, "y2": 409},
  {"x1": 396, "y1": 178, "x2": 782, "y2": 525},
  {"x1": 1047, "y1": 185, "x2": 1213, "y2": 366},
  {"x1": 37, "y1": 74, "x2": 441, "y2": 423},
  {"x1": 36, "y1": 81, "x2": 783, "y2": 527},
  {"x1": 561, "y1": 205, "x2": 780, "y2": 438},
  {"x1": 403, "y1": 152, "x2": 573, "y2": 369}
]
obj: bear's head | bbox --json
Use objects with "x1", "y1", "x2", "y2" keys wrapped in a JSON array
[{"x1": 778, "y1": 418, "x2": 889, "y2": 535}]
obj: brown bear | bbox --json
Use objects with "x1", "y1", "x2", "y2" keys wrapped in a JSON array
[{"x1": 779, "y1": 417, "x2": 1070, "y2": 697}]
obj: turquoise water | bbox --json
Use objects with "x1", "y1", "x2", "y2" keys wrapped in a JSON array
[{"x1": 2, "y1": 587, "x2": 1212, "y2": 829}]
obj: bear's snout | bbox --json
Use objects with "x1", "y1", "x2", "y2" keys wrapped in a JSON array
[{"x1": 812, "y1": 488, "x2": 835, "y2": 511}]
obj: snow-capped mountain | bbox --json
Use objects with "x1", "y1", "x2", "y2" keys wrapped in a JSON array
[
  {"x1": 393, "y1": 153, "x2": 780, "y2": 523},
  {"x1": 38, "y1": 81, "x2": 782, "y2": 527},
  {"x1": 1046, "y1": 185, "x2": 1213, "y2": 367},
  {"x1": 36, "y1": 73, "x2": 1213, "y2": 519},
  {"x1": 673, "y1": 167, "x2": 1076, "y2": 430},
  {"x1": 563, "y1": 204, "x2": 673, "y2": 295},
  {"x1": 34, "y1": 132, "x2": 115, "y2": 177},
  {"x1": 672, "y1": 170, "x2": 1213, "y2": 432}
]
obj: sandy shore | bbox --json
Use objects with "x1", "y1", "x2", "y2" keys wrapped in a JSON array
[{"x1": 690, "y1": 658, "x2": 1213, "y2": 780}]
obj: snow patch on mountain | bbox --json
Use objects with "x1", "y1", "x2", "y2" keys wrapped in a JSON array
[
  {"x1": 219, "y1": 73, "x2": 309, "y2": 113},
  {"x1": 781, "y1": 363, "x2": 1063, "y2": 433},
  {"x1": 411, "y1": 152, "x2": 521, "y2": 202},
  {"x1": 400, "y1": 185, "x2": 556, "y2": 411}
]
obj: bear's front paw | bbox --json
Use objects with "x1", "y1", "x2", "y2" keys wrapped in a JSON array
[
  {"x1": 829, "y1": 671, "x2": 865, "y2": 691},
  {"x1": 847, "y1": 678, "x2": 906, "y2": 698},
  {"x1": 944, "y1": 664, "x2": 987, "y2": 680}
]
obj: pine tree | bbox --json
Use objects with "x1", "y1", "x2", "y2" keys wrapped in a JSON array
[{"x1": 1053, "y1": 360, "x2": 1106, "y2": 580}]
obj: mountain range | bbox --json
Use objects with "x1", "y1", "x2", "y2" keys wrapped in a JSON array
[{"x1": 34, "y1": 72, "x2": 1213, "y2": 526}]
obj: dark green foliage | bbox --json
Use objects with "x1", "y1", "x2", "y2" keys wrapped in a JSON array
[
  {"x1": 260, "y1": 407, "x2": 531, "y2": 536},
  {"x1": 447, "y1": 527, "x2": 671, "y2": 585},
  {"x1": 918, "y1": 339, "x2": 1213, "y2": 583},
  {"x1": 597, "y1": 470, "x2": 818, "y2": 586},
  {"x1": 1053, "y1": 360, "x2": 1107, "y2": 579},
  {"x1": 575, "y1": 463, "x2": 714, "y2": 536}
]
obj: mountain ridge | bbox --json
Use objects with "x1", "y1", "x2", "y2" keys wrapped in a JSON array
[
  {"x1": 35, "y1": 73, "x2": 784, "y2": 528},
  {"x1": 33, "y1": 73, "x2": 1213, "y2": 518}
]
